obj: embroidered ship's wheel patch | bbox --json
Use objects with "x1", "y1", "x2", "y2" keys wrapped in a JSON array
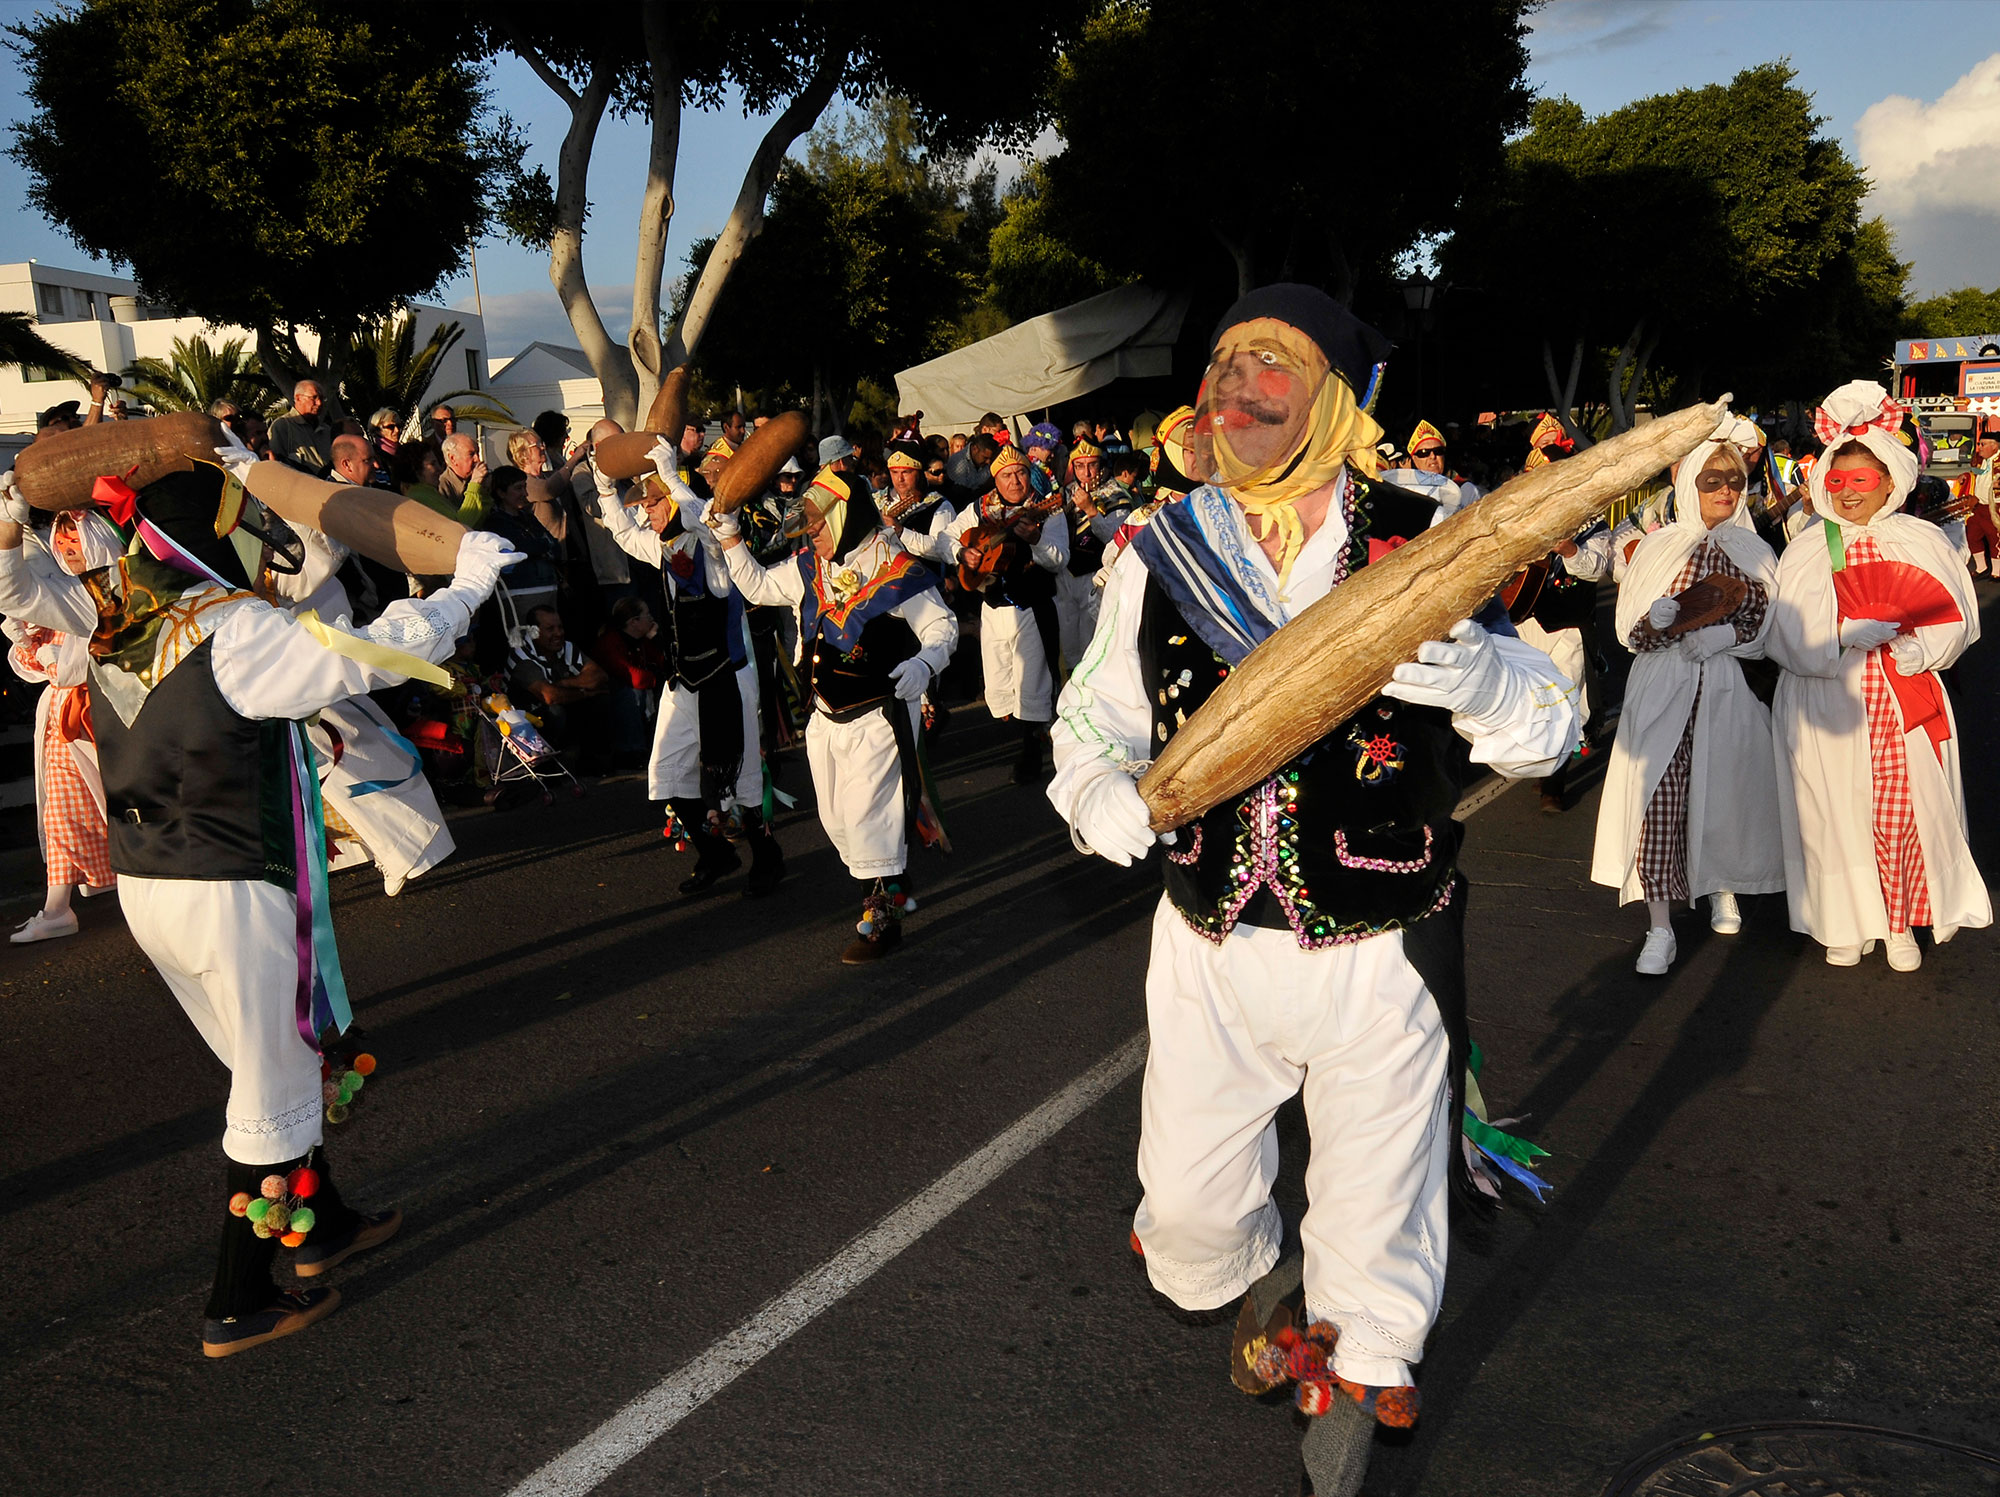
[{"x1": 1601, "y1": 1421, "x2": 2000, "y2": 1497}]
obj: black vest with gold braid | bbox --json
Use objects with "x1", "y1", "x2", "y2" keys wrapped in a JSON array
[{"x1": 1138, "y1": 480, "x2": 1471, "y2": 947}]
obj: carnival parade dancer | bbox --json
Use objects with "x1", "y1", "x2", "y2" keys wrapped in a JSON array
[
  {"x1": 593, "y1": 445, "x2": 783, "y2": 896},
  {"x1": 900, "y1": 445, "x2": 1068, "y2": 784},
  {"x1": 1047, "y1": 286, "x2": 1578, "y2": 1496},
  {"x1": 1766, "y1": 380, "x2": 1989, "y2": 971},
  {"x1": 1053, "y1": 438, "x2": 1107, "y2": 668},
  {"x1": 2, "y1": 503, "x2": 123, "y2": 941},
  {"x1": 0, "y1": 438, "x2": 521, "y2": 1357},
  {"x1": 709, "y1": 468, "x2": 958, "y2": 962},
  {"x1": 1590, "y1": 418, "x2": 1784, "y2": 975}
]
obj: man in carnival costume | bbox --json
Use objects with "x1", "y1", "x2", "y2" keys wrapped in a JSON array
[
  {"x1": 1381, "y1": 418, "x2": 1469, "y2": 517},
  {"x1": 1048, "y1": 285, "x2": 1576, "y2": 1496},
  {"x1": 899, "y1": 443, "x2": 1068, "y2": 784},
  {"x1": 592, "y1": 442, "x2": 784, "y2": 895},
  {"x1": 0, "y1": 431, "x2": 520, "y2": 1357},
  {"x1": 708, "y1": 467, "x2": 958, "y2": 961}
]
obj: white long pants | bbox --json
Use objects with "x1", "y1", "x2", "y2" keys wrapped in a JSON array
[
  {"x1": 1134, "y1": 898, "x2": 1452, "y2": 1387},
  {"x1": 980, "y1": 603, "x2": 1053, "y2": 722},
  {"x1": 647, "y1": 659, "x2": 763, "y2": 806},
  {"x1": 806, "y1": 701, "x2": 916, "y2": 877},
  {"x1": 120, "y1": 876, "x2": 325, "y2": 1166},
  {"x1": 1054, "y1": 570, "x2": 1100, "y2": 671}
]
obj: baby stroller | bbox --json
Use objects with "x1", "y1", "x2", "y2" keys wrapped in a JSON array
[{"x1": 478, "y1": 692, "x2": 583, "y2": 806}]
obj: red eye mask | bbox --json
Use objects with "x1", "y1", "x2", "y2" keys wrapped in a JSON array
[{"x1": 1823, "y1": 469, "x2": 1885, "y2": 494}]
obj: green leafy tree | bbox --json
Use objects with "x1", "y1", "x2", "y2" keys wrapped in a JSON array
[
  {"x1": 481, "y1": 2, "x2": 1090, "y2": 426},
  {"x1": 986, "y1": 165, "x2": 1125, "y2": 323},
  {"x1": 9, "y1": 0, "x2": 523, "y2": 398},
  {"x1": 1904, "y1": 285, "x2": 2000, "y2": 336},
  {"x1": 1012, "y1": 0, "x2": 1533, "y2": 314},
  {"x1": 315, "y1": 315, "x2": 515, "y2": 432},
  {"x1": 1444, "y1": 64, "x2": 1908, "y2": 435},
  {"x1": 680, "y1": 98, "x2": 1010, "y2": 432},
  {"x1": 0, "y1": 311, "x2": 93, "y2": 381},
  {"x1": 122, "y1": 334, "x2": 273, "y2": 416}
]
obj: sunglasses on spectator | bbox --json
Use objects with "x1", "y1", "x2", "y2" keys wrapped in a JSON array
[
  {"x1": 1821, "y1": 468, "x2": 1885, "y2": 494},
  {"x1": 1694, "y1": 471, "x2": 1746, "y2": 493}
]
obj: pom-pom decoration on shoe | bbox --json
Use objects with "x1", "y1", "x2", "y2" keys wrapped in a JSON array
[
  {"x1": 287, "y1": 1168, "x2": 319, "y2": 1199},
  {"x1": 260, "y1": 1175, "x2": 287, "y2": 1200},
  {"x1": 289, "y1": 1207, "x2": 315, "y2": 1234},
  {"x1": 352, "y1": 1054, "x2": 376, "y2": 1077},
  {"x1": 246, "y1": 1197, "x2": 271, "y2": 1222},
  {"x1": 228, "y1": 1192, "x2": 252, "y2": 1217},
  {"x1": 1336, "y1": 1378, "x2": 1421, "y2": 1429},
  {"x1": 280, "y1": 1231, "x2": 306, "y2": 1248}
]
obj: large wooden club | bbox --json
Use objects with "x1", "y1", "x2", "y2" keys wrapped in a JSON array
[
  {"x1": 1135, "y1": 397, "x2": 1730, "y2": 833},
  {"x1": 11, "y1": 413, "x2": 467, "y2": 575},
  {"x1": 590, "y1": 367, "x2": 693, "y2": 481}
]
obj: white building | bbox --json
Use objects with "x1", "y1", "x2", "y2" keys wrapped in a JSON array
[
  {"x1": 0, "y1": 260, "x2": 493, "y2": 465},
  {"x1": 483, "y1": 341, "x2": 609, "y2": 462}
]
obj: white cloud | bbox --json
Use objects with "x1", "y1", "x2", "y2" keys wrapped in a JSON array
[
  {"x1": 1857, "y1": 53, "x2": 2000, "y2": 294},
  {"x1": 451, "y1": 283, "x2": 634, "y2": 360},
  {"x1": 1527, "y1": 0, "x2": 1680, "y2": 62}
]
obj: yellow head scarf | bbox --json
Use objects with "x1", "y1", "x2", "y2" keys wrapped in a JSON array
[
  {"x1": 1195, "y1": 317, "x2": 1382, "y2": 583},
  {"x1": 1407, "y1": 419, "x2": 1445, "y2": 453},
  {"x1": 807, "y1": 466, "x2": 848, "y2": 544}
]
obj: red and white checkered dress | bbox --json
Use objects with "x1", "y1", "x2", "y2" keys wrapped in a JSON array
[
  {"x1": 1843, "y1": 533, "x2": 1931, "y2": 931},
  {"x1": 1632, "y1": 540, "x2": 1769, "y2": 902},
  {"x1": 8, "y1": 630, "x2": 113, "y2": 891}
]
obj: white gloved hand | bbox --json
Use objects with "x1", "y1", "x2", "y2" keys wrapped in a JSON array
[
  {"x1": 648, "y1": 437, "x2": 676, "y2": 484},
  {"x1": 1382, "y1": 617, "x2": 1510, "y2": 721},
  {"x1": 1070, "y1": 769, "x2": 1156, "y2": 867},
  {"x1": 890, "y1": 657, "x2": 930, "y2": 702},
  {"x1": 1648, "y1": 596, "x2": 1680, "y2": 630},
  {"x1": 1887, "y1": 632, "x2": 1925, "y2": 675},
  {"x1": 212, "y1": 425, "x2": 258, "y2": 482},
  {"x1": 451, "y1": 530, "x2": 524, "y2": 598},
  {"x1": 705, "y1": 503, "x2": 741, "y2": 541},
  {"x1": 1838, "y1": 617, "x2": 1898, "y2": 651},
  {"x1": 1679, "y1": 623, "x2": 1735, "y2": 661},
  {"x1": 0, "y1": 472, "x2": 30, "y2": 526}
]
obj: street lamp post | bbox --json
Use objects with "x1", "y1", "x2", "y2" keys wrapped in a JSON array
[{"x1": 1401, "y1": 273, "x2": 1438, "y2": 419}]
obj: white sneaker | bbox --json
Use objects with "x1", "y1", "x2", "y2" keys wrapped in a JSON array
[
  {"x1": 1825, "y1": 940, "x2": 1878, "y2": 966},
  {"x1": 1884, "y1": 930, "x2": 1921, "y2": 972},
  {"x1": 10, "y1": 908, "x2": 78, "y2": 944},
  {"x1": 1636, "y1": 926, "x2": 1676, "y2": 976},
  {"x1": 1708, "y1": 891, "x2": 1742, "y2": 934}
]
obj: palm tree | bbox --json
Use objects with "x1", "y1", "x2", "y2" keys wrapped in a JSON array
[
  {"x1": 123, "y1": 333, "x2": 275, "y2": 415},
  {"x1": 336, "y1": 314, "x2": 513, "y2": 431},
  {"x1": 0, "y1": 311, "x2": 94, "y2": 381}
]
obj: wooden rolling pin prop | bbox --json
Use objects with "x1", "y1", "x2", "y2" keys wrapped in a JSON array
[
  {"x1": 591, "y1": 367, "x2": 694, "y2": 482},
  {"x1": 705, "y1": 412, "x2": 812, "y2": 516},
  {"x1": 1134, "y1": 398, "x2": 1732, "y2": 834}
]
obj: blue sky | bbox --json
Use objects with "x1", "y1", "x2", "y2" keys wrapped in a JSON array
[{"x1": 1, "y1": 0, "x2": 1996, "y2": 356}]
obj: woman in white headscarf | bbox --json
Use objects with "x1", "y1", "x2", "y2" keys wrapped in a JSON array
[
  {"x1": 1766, "y1": 381, "x2": 1989, "y2": 971},
  {"x1": 1592, "y1": 418, "x2": 1783, "y2": 974}
]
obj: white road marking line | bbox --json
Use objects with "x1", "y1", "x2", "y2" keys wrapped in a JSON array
[
  {"x1": 1453, "y1": 772, "x2": 1519, "y2": 820},
  {"x1": 503, "y1": 1030, "x2": 1150, "y2": 1497}
]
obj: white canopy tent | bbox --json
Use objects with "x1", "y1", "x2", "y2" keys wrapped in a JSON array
[{"x1": 894, "y1": 285, "x2": 1191, "y2": 436}]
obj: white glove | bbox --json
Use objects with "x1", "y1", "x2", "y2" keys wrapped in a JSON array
[
  {"x1": 648, "y1": 437, "x2": 676, "y2": 484},
  {"x1": 1839, "y1": 617, "x2": 1898, "y2": 651},
  {"x1": 705, "y1": 504, "x2": 741, "y2": 541},
  {"x1": 213, "y1": 425, "x2": 258, "y2": 481},
  {"x1": 1070, "y1": 769, "x2": 1156, "y2": 867},
  {"x1": 0, "y1": 472, "x2": 30, "y2": 526},
  {"x1": 1679, "y1": 623, "x2": 1735, "y2": 661},
  {"x1": 890, "y1": 657, "x2": 930, "y2": 702},
  {"x1": 1887, "y1": 633, "x2": 1925, "y2": 675},
  {"x1": 450, "y1": 530, "x2": 525, "y2": 599},
  {"x1": 1382, "y1": 617, "x2": 1510, "y2": 722},
  {"x1": 1648, "y1": 596, "x2": 1680, "y2": 630}
]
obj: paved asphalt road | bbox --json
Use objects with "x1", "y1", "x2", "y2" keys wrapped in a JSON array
[{"x1": 3, "y1": 583, "x2": 1998, "y2": 1497}]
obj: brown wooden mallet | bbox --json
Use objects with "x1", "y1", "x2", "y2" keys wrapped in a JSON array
[
  {"x1": 708, "y1": 412, "x2": 811, "y2": 515},
  {"x1": 1135, "y1": 398, "x2": 1731, "y2": 832},
  {"x1": 591, "y1": 367, "x2": 696, "y2": 482},
  {"x1": 13, "y1": 411, "x2": 220, "y2": 511}
]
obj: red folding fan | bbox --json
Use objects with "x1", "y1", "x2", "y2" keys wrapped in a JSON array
[{"x1": 1832, "y1": 560, "x2": 1962, "y2": 633}]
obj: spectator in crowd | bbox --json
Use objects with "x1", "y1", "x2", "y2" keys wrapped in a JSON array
[
  {"x1": 948, "y1": 433, "x2": 968, "y2": 456},
  {"x1": 269, "y1": 379, "x2": 336, "y2": 475},
  {"x1": 329, "y1": 433, "x2": 378, "y2": 489},
  {"x1": 439, "y1": 432, "x2": 484, "y2": 505},
  {"x1": 426, "y1": 404, "x2": 457, "y2": 442},
  {"x1": 34, "y1": 401, "x2": 82, "y2": 440},
  {"x1": 592, "y1": 595, "x2": 666, "y2": 770},
  {"x1": 945, "y1": 431, "x2": 998, "y2": 503},
  {"x1": 480, "y1": 464, "x2": 563, "y2": 618},
  {"x1": 677, "y1": 416, "x2": 706, "y2": 475},
  {"x1": 568, "y1": 418, "x2": 633, "y2": 614},
  {"x1": 368, "y1": 408, "x2": 402, "y2": 463},
  {"x1": 394, "y1": 438, "x2": 487, "y2": 526},
  {"x1": 532, "y1": 409, "x2": 571, "y2": 466},
  {"x1": 719, "y1": 408, "x2": 749, "y2": 452},
  {"x1": 508, "y1": 605, "x2": 610, "y2": 767}
]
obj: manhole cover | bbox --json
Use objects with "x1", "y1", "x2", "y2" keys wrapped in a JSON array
[{"x1": 1603, "y1": 1421, "x2": 2000, "y2": 1497}]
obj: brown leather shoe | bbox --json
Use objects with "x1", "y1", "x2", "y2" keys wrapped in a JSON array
[{"x1": 840, "y1": 919, "x2": 903, "y2": 964}]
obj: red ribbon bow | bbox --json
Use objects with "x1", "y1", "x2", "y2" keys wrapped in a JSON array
[
  {"x1": 1367, "y1": 534, "x2": 1410, "y2": 564},
  {"x1": 1812, "y1": 395, "x2": 1905, "y2": 448},
  {"x1": 91, "y1": 470, "x2": 139, "y2": 527}
]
